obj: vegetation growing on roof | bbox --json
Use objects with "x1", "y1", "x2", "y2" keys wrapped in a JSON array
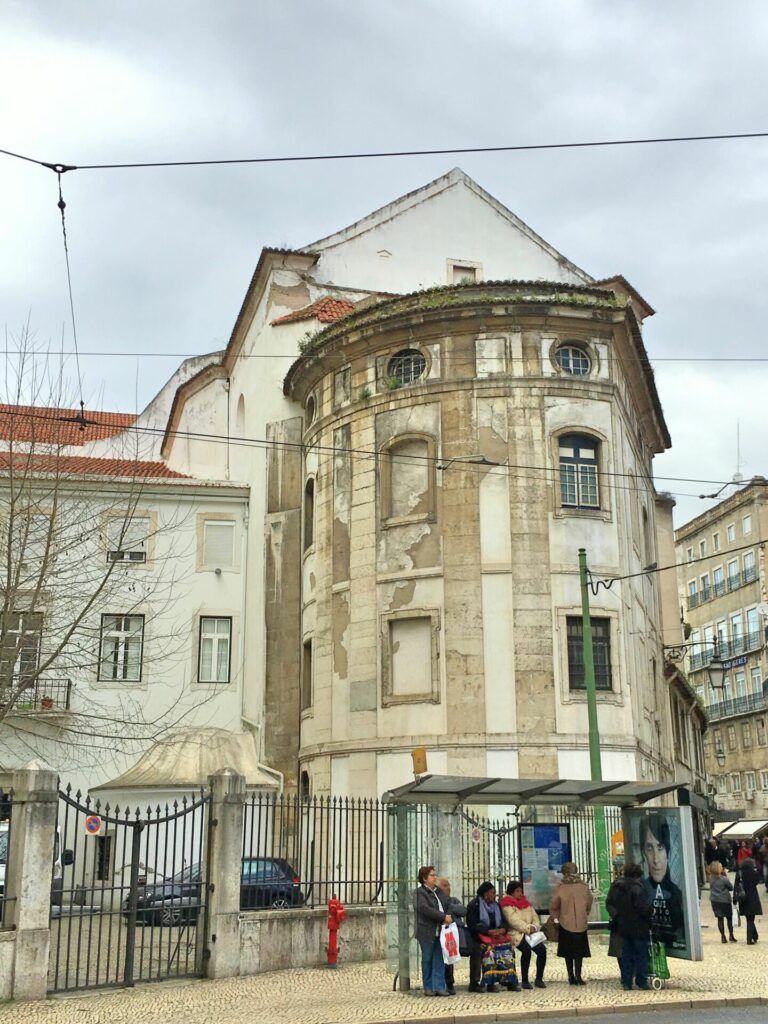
[{"x1": 292, "y1": 280, "x2": 627, "y2": 360}]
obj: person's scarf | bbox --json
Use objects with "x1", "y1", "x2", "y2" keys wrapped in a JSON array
[
  {"x1": 500, "y1": 894, "x2": 531, "y2": 911},
  {"x1": 478, "y1": 897, "x2": 502, "y2": 930}
]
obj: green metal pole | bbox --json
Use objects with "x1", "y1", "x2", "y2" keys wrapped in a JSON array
[{"x1": 578, "y1": 548, "x2": 612, "y2": 902}]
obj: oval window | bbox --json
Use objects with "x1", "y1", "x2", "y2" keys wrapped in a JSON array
[
  {"x1": 306, "y1": 394, "x2": 316, "y2": 425},
  {"x1": 555, "y1": 345, "x2": 591, "y2": 376},
  {"x1": 387, "y1": 349, "x2": 426, "y2": 386}
]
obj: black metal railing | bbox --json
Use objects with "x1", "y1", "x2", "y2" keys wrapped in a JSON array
[
  {"x1": 689, "y1": 629, "x2": 765, "y2": 672},
  {"x1": 687, "y1": 567, "x2": 759, "y2": 611},
  {"x1": 241, "y1": 794, "x2": 625, "y2": 909},
  {"x1": 6, "y1": 678, "x2": 72, "y2": 713},
  {"x1": 707, "y1": 690, "x2": 768, "y2": 722}
]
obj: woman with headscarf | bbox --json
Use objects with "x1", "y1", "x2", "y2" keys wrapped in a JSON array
[
  {"x1": 638, "y1": 813, "x2": 684, "y2": 951},
  {"x1": 549, "y1": 862, "x2": 592, "y2": 985},
  {"x1": 466, "y1": 881, "x2": 520, "y2": 993},
  {"x1": 500, "y1": 880, "x2": 547, "y2": 988}
]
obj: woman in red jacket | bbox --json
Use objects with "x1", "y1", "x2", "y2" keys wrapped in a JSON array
[{"x1": 738, "y1": 840, "x2": 753, "y2": 866}]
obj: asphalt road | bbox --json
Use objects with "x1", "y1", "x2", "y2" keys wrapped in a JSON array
[{"x1": 500, "y1": 1011, "x2": 765, "y2": 1024}]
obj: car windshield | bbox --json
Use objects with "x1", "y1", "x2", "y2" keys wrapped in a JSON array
[
  {"x1": 172, "y1": 864, "x2": 200, "y2": 883},
  {"x1": 0, "y1": 830, "x2": 7, "y2": 864}
]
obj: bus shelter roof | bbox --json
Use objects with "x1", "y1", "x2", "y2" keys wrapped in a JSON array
[{"x1": 382, "y1": 774, "x2": 681, "y2": 808}]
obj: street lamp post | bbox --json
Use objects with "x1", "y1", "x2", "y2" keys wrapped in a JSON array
[{"x1": 578, "y1": 548, "x2": 612, "y2": 902}]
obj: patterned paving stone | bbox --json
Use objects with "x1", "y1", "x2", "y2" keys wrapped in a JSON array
[{"x1": 4, "y1": 899, "x2": 767, "y2": 1024}]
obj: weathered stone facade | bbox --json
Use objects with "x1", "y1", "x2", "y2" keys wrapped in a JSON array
[{"x1": 280, "y1": 282, "x2": 672, "y2": 796}]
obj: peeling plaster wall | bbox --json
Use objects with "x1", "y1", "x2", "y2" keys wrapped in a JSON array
[{"x1": 285, "y1": 295, "x2": 672, "y2": 798}]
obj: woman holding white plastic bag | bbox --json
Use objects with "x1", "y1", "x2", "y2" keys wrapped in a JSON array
[
  {"x1": 413, "y1": 866, "x2": 453, "y2": 996},
  {"x1": 438, "y1": 877, "x2": 467, "y2": 996},
  {"x1": 500, "y1": 880, "x2": 547, "y2": 989}
]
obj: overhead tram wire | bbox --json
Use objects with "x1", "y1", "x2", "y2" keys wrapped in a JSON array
[
  {"x1": 8, "y1": 404, "x2": 764, "y2": 500},
  {"x1": 9, "y1": 348, "x2": 768, "y2": 363},
  {"x1": 3, "y1": 130, "x2": 768, "y2": 175},
  {"x1": 53, "y1": 170, "x2": 87, "y2": 426}
]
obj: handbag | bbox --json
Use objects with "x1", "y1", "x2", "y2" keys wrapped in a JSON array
[
  {"x1": 648, "y1": 940, "x2": 670, "y2": 980},
  {"x1": 542, "y1": 917, "x2": 560, "y2": 942},
  {"x1": 733, "y1": 877, "x2": 746, "y2": 902},
  {"x1": 525, "y1": 929, "x2": 547, "y2": 948},
  {"x1": 440, "y1": 922, "x2": 462, "y2": 965}
]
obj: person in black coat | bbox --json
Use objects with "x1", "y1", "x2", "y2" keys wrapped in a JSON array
[
  {"x1": 606, "y1": 864, "x2": 653, "y2": 991},
  {"x1": 737, "y1": 858, "x2": 763, "y2": 944}
]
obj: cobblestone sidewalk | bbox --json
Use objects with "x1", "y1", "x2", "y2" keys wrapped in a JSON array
[{"x1": 3, "y1": 901, "x2": 765, "y2": 1024}]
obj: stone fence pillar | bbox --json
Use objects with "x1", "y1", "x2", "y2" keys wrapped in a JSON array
[
  {"x1": 206, "y1": 768, "x2": 246, "y2": 979},
  {"x1": 3, "y1": 765, "x2": 58, "y2": 1000}
]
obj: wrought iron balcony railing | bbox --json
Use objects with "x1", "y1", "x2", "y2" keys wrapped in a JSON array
[{"x1": 1, "y1": 677, "x2": 72, "y2": 713}]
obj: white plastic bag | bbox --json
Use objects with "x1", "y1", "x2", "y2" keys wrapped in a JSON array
[
  {"x1": 732, "y1": 903, "x2": 741, "y2": 929},
  {"x1": 525, "y1": 930, "x2": 547, "y2": 948},
  {"x1": 440, "y1": 922, "x2": 462, "y2": 965}
]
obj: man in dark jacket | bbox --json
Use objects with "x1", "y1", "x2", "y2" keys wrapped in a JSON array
[{"x1": 606, "y1": 864, "x2": 653, "y2": 990}]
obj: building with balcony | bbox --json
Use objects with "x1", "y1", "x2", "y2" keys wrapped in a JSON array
[{"x1": 675, "y1": 477, "x2": 768, "y2": 812}]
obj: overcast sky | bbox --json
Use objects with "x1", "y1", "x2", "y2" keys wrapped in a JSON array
[{"x1": 2, "y1": 1, "x2": 768, "y2": 524}]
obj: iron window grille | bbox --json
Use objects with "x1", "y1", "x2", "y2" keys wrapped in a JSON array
[
  {"x1": 555, "y1": 345, "x2": 591, "y2": 376},
  {"x1": 566, "y1": 616, "x2": 612, "y2": 690},
  {"x1": 98, "y1": 614, "x2": 144, "y2": 682},
  {"x1": 387, "y1": 349, "x2": 426, "y2": 386},
  {"x1": 198, "y1": 616, "x2": 232, "y2": 683},
  {"x1": 559, "y1": 435, "x2": 600, "y2": 509}
]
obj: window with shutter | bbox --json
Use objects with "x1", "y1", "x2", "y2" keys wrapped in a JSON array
[
  {"x1": 203, "y1": 521, "x2": 235, "y2": 568},
  {"x1": 107, "y1": 517, "x2": 149, "y2": 563}
]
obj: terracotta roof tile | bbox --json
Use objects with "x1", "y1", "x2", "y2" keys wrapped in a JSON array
[
  {"x1": 271, "y1": 296, "x2": 356, "y2": 326},
  {"x1": 0, "y1": 451, "x2": 186, "y2": 479},
  {"x1": 0, "y1": 404, "x2": 136, "y2": 445}
]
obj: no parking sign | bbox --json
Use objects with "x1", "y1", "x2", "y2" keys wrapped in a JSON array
[{"x1": 84, "y1": 814, "x2": 102, "y2": 835}]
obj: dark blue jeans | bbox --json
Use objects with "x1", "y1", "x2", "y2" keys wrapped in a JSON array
[
  {"x1": 619, "y1": 936, "x2": 649, "y2": 989},
  {"x1": 419, "y1": 937, "x2": 446, "y2": 993}
]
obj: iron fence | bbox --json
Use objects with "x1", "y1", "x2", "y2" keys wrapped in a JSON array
[
  {"x1": 241, "y1": 793, "x2": 624, "y2": 908},
  {"x1": 0, "y1": 787, "x2": 13, "y2": 929}
]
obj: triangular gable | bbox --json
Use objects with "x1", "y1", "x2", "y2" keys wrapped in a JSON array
[{"x1": 301, "y1": 167, "x2": 593, "y2": 284}]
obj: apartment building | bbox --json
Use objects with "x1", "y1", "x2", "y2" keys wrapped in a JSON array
[{"x1": 675, "y1": 477, "x2": 768, "y2": 812}]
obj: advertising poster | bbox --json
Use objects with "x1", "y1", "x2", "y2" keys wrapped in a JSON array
[
  {"x1": 519, "y1": 823, "x2": 571, "y2": 912},
  {"x1": 622, "y1": 806, "x2": 702, "y2": 961}
]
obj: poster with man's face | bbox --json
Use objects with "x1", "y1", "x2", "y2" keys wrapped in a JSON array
[{"x1": 622, "y1": 806, "x2": 702, "y2": 961}]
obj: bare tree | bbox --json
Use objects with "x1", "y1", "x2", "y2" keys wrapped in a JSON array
[{"x1": 0, "y1": 331, "x2": 223, "y2": 771}]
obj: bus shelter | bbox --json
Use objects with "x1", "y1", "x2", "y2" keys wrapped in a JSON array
[{"x1": 382, "y1": 775, "x2": 701, "y2": 990}]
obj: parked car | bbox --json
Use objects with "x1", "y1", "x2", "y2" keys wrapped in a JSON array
[{"x1": 124, "y1": 857, "x2": 305, "y2": 925}]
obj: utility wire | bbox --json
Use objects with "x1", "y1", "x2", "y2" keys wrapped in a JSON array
[
  {"x1": 54, "y1": 172, "x2": 85, "y2": 420},
  {"x1": 4, "y1": 404, "x2": 764, "y2": 499},
  {"x1": 9, "y1": 348, "x2": 768, "y2": 364},
  {"x1": 3, "y1": 130, "x2": 768, "y2": 174}
]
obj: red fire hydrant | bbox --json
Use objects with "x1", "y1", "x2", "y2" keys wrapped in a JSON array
[{"x1": 326, "y1": 896, "x2": 346, "y2": 969}]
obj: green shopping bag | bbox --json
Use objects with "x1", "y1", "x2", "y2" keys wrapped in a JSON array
[{"x1": 648, "y1": 939, "x2": 670, "y2": 980}]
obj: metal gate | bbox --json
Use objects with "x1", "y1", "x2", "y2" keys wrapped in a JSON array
[{"x1": 49, "y1": 784, "x2": 212, "y2": 993}]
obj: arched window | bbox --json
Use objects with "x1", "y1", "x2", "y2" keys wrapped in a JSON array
[
  {"x1": 559, "y1": 434, "x2": 600, "y2": 509},
  {"x1": 300, "y1": 770, "x2": 311, "y2": 802},
  {"x1": 235, "y1": 394, "x2": 245, "y2": 436},
  {"x1": 303, "y1": 478, "x2": 315, "y2": 551},
  {"x1": 381, "y1": 435, "x2": 435, "y2": 523}
]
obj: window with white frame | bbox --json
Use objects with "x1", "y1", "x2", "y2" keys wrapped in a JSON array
[
  {"x1": 98, "y1": 615, "x2": 144, "y2": 682},
  {"x1": 744, "y1": 549, "x2": 756, "y2": 581},
  {"x1": 743, "y1": 514, "x2": 753, "y2": 535},
  {"x1": 761, "y1": 769, "x2": 768, "y2": 790},
  {"x1": 0, "y1": 611, "x2": 43, "y2": 686},
  {"x1": 731, "y1": 613, "x2": 743, "y2": 643},
  {"x1": 106, "y1": 517, "x2": 149, "y2": 564},
  {"x1": 746, "y1": 770, "x2": 757, "y2": 793},
  {"x1": 713, "y1": 532, "x2": 720, "y2": 552},
  {"x1": 716, "y1": 775, "x2": 727, "y2": 794},
  {"x1": 727, "y1": 523, "x2": 736, "y2": 543},
  {"x1": 700, "y1": 572, "x2": 710, "y2": 597},
  {"x1": 555, "y1": 344, "x2": 591, "y2": 376},
  {"x1": 742, "y1": 721, "x2": 753, "y2": 749},
  {"x1": 686, "y1": 547, "x2": 694, "y2": 562},
  {"x1": 752, "y1": 667, "x2": 763, "y2": 696},
  {"x1": 730, "y1": 772, "x2": 742, "y2": 793},
  {"x1": 198, "y1": 617, "x2": 232, "y2": 683},
  {"x1": 723, "y1": 674, "x2": 732, "y2": 701},
  {"x1": 727, "y1": 724, "x2": 737, "y2": 751},
  {"x1": 713, "y1": 566, "x2": 724, "y2": 596},
  {"x1": 727, "y1": 558, "x2": 739, "y2": 584},
  {"x1": 699, "y1": 539, "x2": 707, "y2": 557},
  {"x1": 688, "y1": 580, "x2": 697, "y2": 598},
  {"x1": 559, "y1": 435, "x2": 600, "y2": 510},
  {"x1": 735, "y1": 671, "x2": 747, "y2": 699},
  {"x1": 202, "y1": 521, "x2": 235, "y2": 569},
  {"x1": 757, "y1": 717, "x2": 767, "y2": 746}
]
